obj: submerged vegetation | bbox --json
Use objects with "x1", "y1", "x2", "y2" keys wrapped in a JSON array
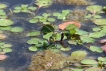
[{"x1": 0, "y1": 0, "x2": 106, "y2": 71}]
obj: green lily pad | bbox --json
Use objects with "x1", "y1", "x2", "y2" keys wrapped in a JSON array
[
  {"x1": 81, "y1": 59, "x2": 98, "y2": 65},
  {"x1": 70, "y1": 51, "x2": 87, "y2": 61},
  {"x1": 3, "y1": 48, "x2": 12, "y2": 52},
  {"x1": 0, "y1": 3, "x2": 7, "y2": 9},
  {"x1": 60, "y1": 47, "x2": 71, "y2": 51},
  {"x1": 43, "y1": 32, "x2": 53, "y2": 40},
  {"x1": 3, "y1": 44, "x2": 12, "y2": 47},
  {"x1": 80, "y1": 35, "x2": 95, "y2": 43},
  {"x1": 98, "y1": 57, "x2": 106, "y2": 62},
  {"x1": 29, "y1": 46, "x2": 38, "y2": 51},
  {"x1": 86, "y1": 5, "x2": 102, "y2": 14},
  {"x1": 93, "y1": 19, "x2": 106, "y2": 25},
  {"x1": 10, "y1": 27, "x2": 24, "y2": 33},
  {"x1": 89, "y1": 32, "x2": 104, "y2": 38},
  {"x1": 26, "y1": 31, "x2": 40, "y2": 37},
  {"x1": 27, "y1": 38, "x2": 39, "y2": 44},
  {"x1": 85, "y1": 67, "x2": 102, "y2": 71},
  {"x1": 0, "y1": 26, "x2": 12, "y2": 31},
  {"x1": 0, "y1": 19, "x2": 14, "y2": 26},
  {"x1": 90, "y1": 46, "x2": 103, "y2": 53}
]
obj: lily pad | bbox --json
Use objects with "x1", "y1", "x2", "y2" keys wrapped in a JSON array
[
  {"x1": 26, "y1": 31, "x2": 40, "y2": 37},
  {"x1": 90, "y1": 46, "x2": 103, "y2": 53},
  {"x1": 85, "y1": 67, "x2": 102, "y2": 71},
  {"x1": 43, "y1": 32, "x2": 53, "y2": 40},
  {"x1": 70, "y1": 50, "x2": 87, "y2": 61},
  {"x1": 0, "y1": 19, "x2": 14, "y2": 26},
  {"x1": 93, "y1": 19, "x2": 106, "y2": 25},
  {"x1": 86, "y1": 5, "x2": 102, "y2": 14},
  {"x1": 29, "y1": 46, "x2": 38, "y2": 51},
  {"x1": 27, "y1": 38, "x2": 39, "y2": 45},
  {"x1": 98, "y1": 57, "x2": 106, "y2": 62},
  {"x1": 60, "y1": 47, "x2": 71, "y2": 51},
  {"x1": 3, "y1": 48, "x2": 12, "y2": 53},
  {"x1": 10, "y1": 27, "x2": 24, "y2": 33},
  {"x1": 0, "y1": 3, "x2": 7, "y2": 9},
  {"x1": 81, "y1": 59, "x2": 98, "y2": 65}
]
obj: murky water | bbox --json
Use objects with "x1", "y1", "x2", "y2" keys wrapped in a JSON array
[{"x1": 0, "y1": 0, "x2": 106, "y2": 71}]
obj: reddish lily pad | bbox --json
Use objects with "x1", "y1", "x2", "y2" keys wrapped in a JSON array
[
  {"x1": 58, "y1": 21, "x2": 81, "y2": 30},
  {"x1": 101, "y1": 45, "x2": 106, "y2": 52},
  {"x1": 0, "y1": 54, "x2": 7, "y2": 60},
  {"x1": 100, "y1": 39, "x2": 106, "y2": 44}
]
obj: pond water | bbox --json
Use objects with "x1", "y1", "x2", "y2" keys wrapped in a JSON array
[{"x1": 0, "y1": 0, "x2": 106, "y2": 71}]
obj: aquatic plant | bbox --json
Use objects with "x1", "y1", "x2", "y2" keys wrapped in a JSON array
[
  {"x1": 81, "y1": 59, "x2": 98, "y2": 65},
  {"x1": 28, "y1": 50, "x2": 67, "y2": 71},
  {"x1": 89, "y1": 46, "x2": 103, "y2": 53},
  {"x1": 66, "y1": 9, "x2": 87, "y2": 22},
  {"x1": 0, "y1": 54, "x2": 7, "y2": 60},
  {"x1": 54, "y1": 0, "x2": 93, "y2": 6},
  {"x1": 86, "y1": 5, "x2": 102, "y2": 14},
  {"x1": 0, "y1": 19, "x2": 14, "y2": 26},
  {"x1": 85, "y1": 5, "x2": 103, "y2": 20},
  {"x1": 85, "y1": 67, "x2": 102, "y2": 71},
  {"x1": 0, "y1": 3, "x2": 7, "y2": 9},
  {"x1": 10, "y1": 27, "x2": 24, "y2": 33},
  {"x1": 53, "y1": 10, "x2": 70, "y2": 20},
  {"x1": 35, "y1": 0, "x2": 53, "y2": 8},
  {"x1": 0, "y1": 42, "x2": 12, "y2": 53},
  {"x1": 13, "y1": 4, "x2": 37, "y2": 13},
  {"x1": 0, "y1": 10, "x2": 7, "y2": 19},
  {"x1": 29, "y1": 13, "x2": 55, "y2": 24},
  {"x1": 68, "y1": 50, "x2": 87, "y2": 63}
]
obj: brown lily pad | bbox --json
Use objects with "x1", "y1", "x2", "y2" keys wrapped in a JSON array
[
  {"x1": 58, "y1": 21, "x2": 81, "y2": 30},
  {"x1": 0, "y1": 34, "x2": 6, "y2": 40}
]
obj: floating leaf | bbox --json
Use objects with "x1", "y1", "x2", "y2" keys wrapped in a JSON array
[
  {"x1": 0, "y1": 19, "x2": 14, "y2": 26},
  {"x1": 3, "y1": 48, "x2": 12, "y2": 52},
  {"x1": 70, "y1": 50, "x2": 87, "y2": 61},
  {"x1": 76, "y1": 30, "x2": 88, "y2": 35},
  {"x1": 98, "y1": 57, "x2": 106, "y2": 62},
  {"x1": 90, "y1": 46, "x2": 103, "y2": 53},
  {"x1": 29, "y1": 46, "x2": 37, "y2": 51},
  {"x1": 80, "y1": 35, "x2": 95, "y2": 43},
  {"x1": 86, "y1": 5, "x2": 102, "y2": 14},
  {"x1": 85, "y1": 67, "x2": 102, "y2": 71},
  {"x1": 29, "y1": 18, "x2": 38, "y2": 23},
  {"x1": 43, "y1": 32, "x2": 53, "y2": 40},
  {"x1": 10, "y1": 27, "x2": 24, "y2": 33},
  {"x1": 27, "y1": 31, "x2": 40, "y2": 37},
  {"x1": 0, "y1": 54, "x2": 7, "y2": 60},
  {"x1": 60, "y1": 47, "x2": 71, "y2": 51},
  {"x1": 0, "y1": 26, "x2": 12, "y2": 31},
  {"x1": 89, "y1": 32, "x2": 104, "y2": 38},
  {"x1": 0, "y1": 3, "x2": 7, "y2": 9},
  {"x1": 3, "y1": 44, "x2": 12, "y2": 48},
  {"x1": 53, "y1": 12, "x2": 60, "y2": 16},
  {"x1": 27, "y1": 38, "x2": 39, "y2": 45},
  {"x1": 81, "y1": 59, "x2": 98, "y2": 65},
  {"x1": 93, "y1": 19, "x2": 106, "y2": 25},
  {"x1": 92, "y1": 27, "x2": 101, "y2": 31}
]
